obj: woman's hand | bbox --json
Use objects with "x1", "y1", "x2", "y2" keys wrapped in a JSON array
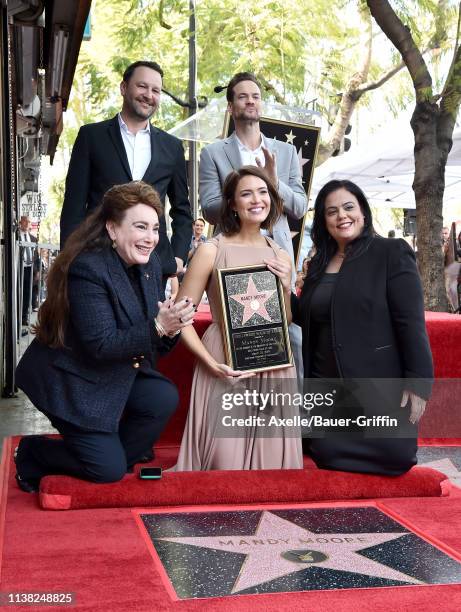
[
  {"x1": 401, "y1": 390, "x2": 427, "y2": 424},
  {"x1": 156, "y1": 297, "x2": 195, "y2": 336},
  {"x1": 264, "y1": 256, "x2": 292, "y2": 293},
  {"x1": 208, "y1": 361, "x2": 255, "y2": 380}
]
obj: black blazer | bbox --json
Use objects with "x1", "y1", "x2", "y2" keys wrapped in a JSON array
[
  {"x1": 59, "y1": 116, "x2": 193, "y2": 276},
  {"x1": 292, "y1": 237, "x2": 434, "y2": 400},
  {"x1": 16, "y1": 248, "x2": 176, "y2": 432}
]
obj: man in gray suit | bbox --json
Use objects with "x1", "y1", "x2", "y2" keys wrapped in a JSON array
[
  {"x1": 199, "y1": 72, "x2": 307, "y2": 271},
  {"x1": 199, "y1": 72, "x2": 307, "y2": 378}
]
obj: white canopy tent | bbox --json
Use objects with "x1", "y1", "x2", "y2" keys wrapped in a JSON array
[{"x1": 311, "y1": 121, "x2": 461, "y2": 210}]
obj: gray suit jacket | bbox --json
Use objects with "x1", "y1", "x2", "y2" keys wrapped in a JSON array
[{"x1": 199, "y1": 132, "x2": 308, "y2": 268}]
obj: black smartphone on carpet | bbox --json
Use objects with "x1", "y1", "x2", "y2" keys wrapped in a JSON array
[{"x1": 139, "y1": 467, "x2": 162, "y2": 480}]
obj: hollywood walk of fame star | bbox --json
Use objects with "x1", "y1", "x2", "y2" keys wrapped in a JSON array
[
  {"x1": 297, "y1": 147, "x2": 310, "y2": 170},
  {"x1": 229, "y1": 275, "x2": 276, "y2": 325},
  {"x1": 285, "y1": 130, "x2": 296, "y2": 144},
  {"x1": 157, "y1": 511, "x2": 423, "y2": 593}
]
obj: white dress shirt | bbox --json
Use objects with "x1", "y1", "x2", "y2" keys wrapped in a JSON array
[
  {"x1": 118, "y1": 114, "x2": 151, "y2": 180},
  {"x1": 235, "y1": 134, "x2": 266, "y2": 168}
]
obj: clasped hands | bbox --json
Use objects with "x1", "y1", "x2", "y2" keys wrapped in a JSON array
[{"x1": 156, "y1": 297, "x2": 195, "y2": 336}]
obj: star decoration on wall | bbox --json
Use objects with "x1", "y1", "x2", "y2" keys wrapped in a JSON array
[
  {"x1": 158, "y1": 511, "x2": 423, "y2": 593},
  {"x1": 285, "y1": 130, "x2": 296, "y2": 144},
  {"x1": 229, "y1": 275, "x2": 275, "y2": 325},
  {"x1": 297, "y1": 147, "x2": 310, "y2": 170}
]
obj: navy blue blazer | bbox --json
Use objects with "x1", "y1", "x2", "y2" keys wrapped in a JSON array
[
  {"x1": 59, "y1": 116, "x2": 193, "y2": 276},
  {"x1": 292, "y1": 237, "x2": 434, "y2": 401},
  {"x1": 16, "y1": 248, "x2": 175, "y2": 432}
]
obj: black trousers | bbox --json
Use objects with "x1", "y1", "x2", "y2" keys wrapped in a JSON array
[
  {"x1": 17, "y1": 372, "x2": 178, "y2": 484},
  {"x1": 303, "y1": 437, "x2": 417, "y2": 476},
  {"x1": 301, "y1": 377, "x2": 417, "y2": 476}
]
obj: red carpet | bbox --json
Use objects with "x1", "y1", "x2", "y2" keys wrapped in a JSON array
[
  {"x1": 424, "y1": 311, "x2": 461, "y2": 378},
  {"x1": 39, "y1": 465, "x2": 446, "y2": 510},
  {"x1": 1, "y1": 436, "x2": 461, "y2": 611},
  {"x1": 1, "y1": 310, "x2": 460, "y2": 610}
]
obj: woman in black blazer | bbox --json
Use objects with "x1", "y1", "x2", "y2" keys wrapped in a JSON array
[
  {"x1": 292, "y1": 180, "x2": 433, "y2": 476},
  {"x1": 15, "y1": 182, "x2": 195, "y2": 492}
]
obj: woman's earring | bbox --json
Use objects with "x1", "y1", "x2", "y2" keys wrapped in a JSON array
[
  {"x1": 112, "y1": 240, "x2": 117, "y2": 249},
  {"x1": 233, "y1": 211, "x2": 238, "y2": 219}
]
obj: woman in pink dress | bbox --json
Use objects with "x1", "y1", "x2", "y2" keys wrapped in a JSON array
[{"x1": 172, "y1": 166, "x2": 303, "y2": 471}]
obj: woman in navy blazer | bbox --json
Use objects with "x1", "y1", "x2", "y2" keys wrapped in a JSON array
[
  {"x1": 292, "y1": 179, "x2": 433, "y2": 476},
  {"x1": 15, "y1": 182, "x2": 195, "y2": 492}
]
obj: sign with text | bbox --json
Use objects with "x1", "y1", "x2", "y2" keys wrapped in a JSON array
[{"x1": 217, "y1": 264, "x2": 293, "y2": 372}]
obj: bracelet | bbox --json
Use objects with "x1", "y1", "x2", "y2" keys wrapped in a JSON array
[
  {"x1": 154, "y1": 318, "x2": 181, "y2": 338},
  {"x1": 154, "y1": 318, "x2": 166, "y2": 337}
]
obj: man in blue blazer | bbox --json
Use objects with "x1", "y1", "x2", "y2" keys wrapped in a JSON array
[{"x1": 60, "y1": 60, "x2": 192, "y2": 279}]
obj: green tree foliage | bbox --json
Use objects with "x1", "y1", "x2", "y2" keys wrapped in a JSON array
[
  {"x1": 59, "y1": 0, "x2": 458, "y2": 152},
  {"x1": 367, "y1": 0, "x2": 461, "y2": 311},
  {"x1": 45, "y1": 0, "x2": 460, "y2": 309}
]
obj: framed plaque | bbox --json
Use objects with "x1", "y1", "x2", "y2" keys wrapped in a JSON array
[
  {"x1": 222, "y1": 113, "x2": 321, "y2": 269},
  {"x1": 217, "y1": 264, "x2": 293, "y2": 373}
]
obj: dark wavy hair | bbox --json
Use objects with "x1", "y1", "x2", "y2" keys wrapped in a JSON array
[
  {"x1": 305, "y1": 179, "x2": 376, "y2": 285},
  {"x1": 226, "y1": 72, "x2": 261, "y2": 102},
  {"x1": 219, "y1": 166, "x2": 283, "y2": 235},
  {"x1": 35, "y1": 182, "x2": 163, "y2": 348}
]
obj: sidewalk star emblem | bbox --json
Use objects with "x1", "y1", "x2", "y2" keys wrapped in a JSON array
[{"x1": 157, "y1": 510, "x2": 423, "y2": 593}]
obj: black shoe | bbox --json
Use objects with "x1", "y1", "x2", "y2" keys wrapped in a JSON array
[
  {"x1": 14, "y1": 436, "x2": 42, "y2": 493},
  {"x1": 15, "y1": 474, "x2": 39, "y2": 493}
]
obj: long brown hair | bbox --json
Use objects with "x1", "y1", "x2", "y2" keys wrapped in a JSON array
[
  {"x1": 35, "y1": 181, "x2": 163, "y2": 348},
  {"x1": 220, "y1": 165, "x2": 283, "y2": 235}
]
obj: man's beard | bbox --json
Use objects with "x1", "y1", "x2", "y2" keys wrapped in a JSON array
[
  {"x1": 130, "y1": 98, "x2": 155, "y2": 121},
  {"x1": 235, "y1": 109, "x2": 260, "y2": 123}
]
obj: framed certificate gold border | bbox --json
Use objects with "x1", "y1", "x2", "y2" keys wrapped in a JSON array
[
  {"x1": 222, "y1": 112, "x2": 321, "y2": 269},
  {"x1": 217, "y1": 263, "x2": 293, "y2": 373}
]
